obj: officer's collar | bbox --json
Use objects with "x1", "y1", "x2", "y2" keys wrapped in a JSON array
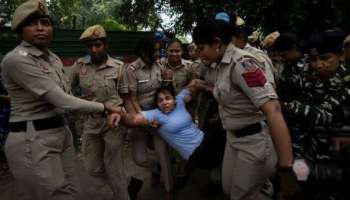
[
  {"x1": 220, "y1": 43, "x2": 235, "y2": 64},
  {"x1": 105, "y1": 55, "x2": 116, "y2": 67},
  {"x1": 20, "y1": 41, "x2": 46, "y2": 57},
  {"x1": 82, "y1": 54, "x2": 114, "y2": 69},
  {"x1": 136, "y1": 57, "x2": 147, "y2": 69},
  {"x1": 167, "y1": 59, "x2": 187, "y2": 70}
]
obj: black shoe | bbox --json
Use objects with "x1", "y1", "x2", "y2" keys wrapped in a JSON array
[{"x1": 128, "y1": 177, "x2": 143, "y2": 200}]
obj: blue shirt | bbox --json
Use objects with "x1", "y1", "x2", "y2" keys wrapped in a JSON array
[{"x1": 142, "y1": 89, "x2": 204, "y2": 160}]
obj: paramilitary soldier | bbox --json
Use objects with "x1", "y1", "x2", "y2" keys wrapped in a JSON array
[
  {"x1": 281, "y1": 29, "x2": 350, "y2": 200},
  {"x1": 70, "y1": 25, "x2": 130, "y2": 199},
  {"x1": 1, "y1": 1, "x2": 123, "y2": 200}
]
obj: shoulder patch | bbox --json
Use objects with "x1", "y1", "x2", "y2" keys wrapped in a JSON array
[
  {"x1": 242, "y1": 68, "x2": 267, "y2": 87},
  {"x1": 239, "y1": 58, "x2": 261, "y2": 71}
]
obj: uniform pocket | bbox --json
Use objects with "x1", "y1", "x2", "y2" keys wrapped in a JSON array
[
  {"x1": 34, "y1": 127, "x2": 66, "y2": 153},
  {"x1": 230, "y1": 133, "x2": 268, "y2": 164},
  {"x1": 105, "y1": 74, "x2": 118, "y2": 95}
]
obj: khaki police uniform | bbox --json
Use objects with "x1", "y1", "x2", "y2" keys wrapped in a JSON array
[
  {"x1": 196, "y1": 63, "x2": 218, "y2": 129},
  {"x1": 213, "y1": 43, "x2": 277, "y2": 200},
  {"x1": 1, "y1": 1, "x2": 109, "y2": 200},
  {"x1": 164, "y1": 58, "x2": 196, "y2": 94},
  {"x1": 71, "y1": 54, "x2": 130, "y2": 199},
  {"x1": 191, "y1": 59, "x2": 206, "y2": 79},
  {"x1": 244, "y1": 44, "x2": 276, "y2": 87},
  {"x1": 126, "y1": 58, "x2": 174, "y2": 192},
  {"x1": 2, "y1": 41, "x2": 80, "y2": 200}
]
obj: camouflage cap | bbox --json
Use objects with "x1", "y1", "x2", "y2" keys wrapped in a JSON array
[
  {"x1": 80, "y1": 25, "x2": 107, "y2": 41},
  {"x1": 12, "y1": 0, "x2": 49, "y2": 31},
  {"x1": 306, "y1": 28, "x2": 345, "y2": 56},
  {"x1": 261, "y1": 31, "x2": 280, "y2": 49},
  {"x1": 344, "y1": 34, "x2": 350, "y2": 45}
]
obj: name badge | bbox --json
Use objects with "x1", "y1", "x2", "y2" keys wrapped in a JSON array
[{"x1": 138, "y1": 79, "x2": 149, "y2": 83}]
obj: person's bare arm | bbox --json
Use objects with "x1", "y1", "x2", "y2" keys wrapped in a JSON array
[
  {"x1": 260, "y1": 99, "x2": 294, "y2": 167},
  {"x1": 121, "y1": 93, "x2": 137, "y2": 114},
  {"x1": 108, "y1": 112, "x2": 149, "y2": 128},
  {"x1": 130, "y1": 91, "x2": 142, "y2": 113},
  {"x1": 188, "y1": 79, "x2": 213, "y2": 93}
]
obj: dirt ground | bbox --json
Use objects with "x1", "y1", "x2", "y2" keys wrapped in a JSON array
[{"x1": 0, "y1": 155, "x2": 227, "y2": 200}]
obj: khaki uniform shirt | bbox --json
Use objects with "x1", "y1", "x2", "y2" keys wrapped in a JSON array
[
  {"x1": 191, "y1": 59, "x2": 206, "y2": 79},
  {"x1": 165, "y1": 59, "x2": 196, "y2": 94},
  {"x1": 204, "y1": 63, "x2": 219, "y2": 86},
  {"x1": 1, "y1": 41, "x2": 71, "y2": 122},
  {"x1": 71, "y1": 55, "x2": 128, "y2": 106},
  {"x1": 213, "y1": 43, "x2": 277, "y2": 130},
  {"x1": 126, "y1": 58, "x2": 163, "y2": 108},
  {"x1": 244, "y1": 44, "x2": 275, "y2": 86},
  {"x1": 70, "y1": 55, "x2": 128, "y2": 134}
]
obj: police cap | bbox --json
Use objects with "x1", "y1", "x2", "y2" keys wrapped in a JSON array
[
  {"x1": 236, "y1": 16, "x2": 245, "y2": 26},
  {"x1": 80, "y1": 25, "x2": 107, "y2": 41},
  {"x1": 306, "y1": 28, "x2": 346, "y2": 56},
  {"x1": 12, "y1": 0, "x2": 49, "y2": 31},
  {"x1": 261, "y1": 31, "x2": 280, "y2": 49}
]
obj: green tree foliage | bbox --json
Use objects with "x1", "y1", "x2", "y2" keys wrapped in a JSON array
[
  {"x1": 0, "y1": 0, "x2": 23, "y2": 27},
  {"x1": 0, "y1": 0, "x2": 127, "y2": 30},
  {"x1": 2, "y1": 0, "x2": 350, "y2": 36},
  {"x1": 117, "y1": 0, "x2": 350, "y2": 37},
  {"x1": 115, "y1": 0, "x2": 162, "y2": 31},
  {"x1": 49, "y1": 0, "x2": 126, "y2": 30}
]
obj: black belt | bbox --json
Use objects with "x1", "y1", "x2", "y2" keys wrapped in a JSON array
[
  {"x1": 233, "y1": 122, "x2": 262, "y2": 138},
  {"x1": 10, "y1": 117, "x2": 64, "y2": 132}
]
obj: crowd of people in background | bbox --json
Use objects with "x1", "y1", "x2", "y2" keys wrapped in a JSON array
[{"x1": 0, "y1": 1, "x2": 350, "y2": 200}]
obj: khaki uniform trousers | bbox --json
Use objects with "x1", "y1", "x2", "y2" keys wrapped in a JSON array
[
  {"x1": 5, "y1": 121, "x2": 80, "y2": 200},
  {"x1": 82, "y1": 117, "x2": 129, "y2": 200},
  {"x1": 222, "y1": 123, "x2": 277, "y2": 200},
  {"x1": 129, "y1": 127, "x2": 174, "y2": 192}
]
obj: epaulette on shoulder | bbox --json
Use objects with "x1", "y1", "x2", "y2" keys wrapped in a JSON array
[
  {"x1": 77, "y1": 56, "x2": 90, "y2": 64},
  {"x1": 128, "y1": 64, "x2": 137, "y2": 71},
  {"x1": 17, "y1": 48, "x2": 28, "y2": 57},
  {"x1": 127, "y1": 60, "x2": 139, "y2": 71},
  {"x1": 113, "y1": 59, "x2": 124, "y2": 66},
  {"x1": 237, "y1": 55, "x2": 256, "y2": 63},
  {"x1": 182, "y1": 59, "x2": 193, "y2": 65}
]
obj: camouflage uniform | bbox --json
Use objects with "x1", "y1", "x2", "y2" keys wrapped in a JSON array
[
  {"x1": 276, "y1": 57, "x2": 310, "y2": 158},
  {"x1": 284, "y1": 64, "x2": 350, "y2": 159},
  {"x1": 283, "y1": 63, "x2": 350, "y2": 200}
]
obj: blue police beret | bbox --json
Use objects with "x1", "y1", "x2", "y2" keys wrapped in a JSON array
[{"x1": 215, "y1": 12, "x2": 230, "y2": 23}]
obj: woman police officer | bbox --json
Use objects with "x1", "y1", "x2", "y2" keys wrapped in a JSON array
[
  {"x1": 191, "y1": 17, "x2": 295, "y2": 199},
  {"x1": 1, "y1": 1, "x2": 123, "y2": 199}
]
